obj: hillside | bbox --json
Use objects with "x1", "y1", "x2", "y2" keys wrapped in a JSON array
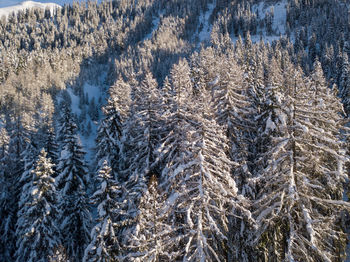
[{"x1": 0, "y1": 0, "x2": 350, "y2": 261}]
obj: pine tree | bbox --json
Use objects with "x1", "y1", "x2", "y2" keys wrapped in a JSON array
[
  {"x1": 15, "y1": 149, "x2": 61, "y2": 262},
  {"x1": 43, "y1": 126, "x2": 59, "y2": 168},
  {"x1": 56, "y1": 107, "x2": 91, "y2": 262},
  {"x1": 117, "y1": 71, "x2": 163, "y2": 252},
  {"x1": 339, "y1": 53, "x2": 350, "y2": 115},
  {"x1": 0, "y1": 127, "x2": 10, "y2": 260},
  {"x1": 164, "y1": 90, "x2": 250, "y2": 261},
  {"x1": 83, "y1": 161, "x2": 121, "y2": 262},
  {"x1": 121, "y1": 71, "x2": 161, "y2": 180},
  {"x1": 95, "y1": 76, "x2": 130, "y2": 176},
  {"x1": 212, "y1": 52, "x2": 255, "y2": 198},
  {"x1": 2, "y1": 115, "x2": 30, "y2": 260},
  {"x1": 253, "y1": 61, "x2": 349, "y2": 261},
  {"x1": 156, "y1": 60, "x2": 251, "y2": 260},
  {"x1": 125, "y1": 174, "x2": 175, "y2": 261}
]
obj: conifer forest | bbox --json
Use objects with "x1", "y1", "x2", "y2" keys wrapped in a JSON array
[{"x1": 1, "y1": 0, "x2": 350, "y2": 261}]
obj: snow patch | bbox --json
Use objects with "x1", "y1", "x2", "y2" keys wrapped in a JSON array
[
  {"x1": 234, "y1": 0, "x2": 288, "y2": 44},
  {"x1": 272, "y1": 0, "x2": 287, "y2": 35},
  {"x1": 0, "y1": 0, "x2": 103, "y2": 9},
  {"x1": 252, "y1": 1, "x2": 266, "y2": 20},
  {"x1": 197, "y1": 0, "x2": 216, "y2": 43},
  {"x1": 66, "y1": 88, "x2": 81, "y2": 116},
  {"x1": 144, "y1": 16, "x2": 160, "y2": 41},
  {"x1": 0, "y1": 1, "x2": 61, "y2": 18}
]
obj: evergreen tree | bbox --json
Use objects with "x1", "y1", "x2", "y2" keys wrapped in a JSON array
[
  {"x1": 340, "y1": 53, "x2": 350, "y2": 115},
  {"x1": 2, "y1": 115, "x2": 30, "y2": 261},
  {"x1": 213, "y1": 52, "x2": 255, "y2": 198},
  {"x1": 253, "y1": 61, "x2": 348, "y2": 261},
  {"x1": 156, "y1": 60, "x2": 251, "y2": 260},
  {"x1": 83, "y1": 161, "x2": 121, "y2": 262},
  {"x1": 95, "y1": 76, "x2": 130, "y2": 176},
  {"x1": 0, "y1": 127, "x2": 10, "y2": 260},
  {"x1": 117, "y1": 71, "x2": 163, "y2": 253},
  {"x1": 56, "y1": 107, "x2": 91, "y2": 262},
  {"x1": 15, "y1": 149, "x2": 61, "y2": 262},
  {"x1": 125, "y1": 174, "x2": 175, "y2": 261},
  {"x1": 163, "y1": 90, "x2": 250, "y2": 261}
]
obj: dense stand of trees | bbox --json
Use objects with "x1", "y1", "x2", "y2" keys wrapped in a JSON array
[{"x1": 1, "y1": 0, "x2": 350, "y2": 261}]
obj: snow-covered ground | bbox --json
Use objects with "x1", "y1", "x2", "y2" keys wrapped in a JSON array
[
  {"x1": 0, "y1": 0, "x2": 92, "y2": 8},
  {"x1": 242, "y1": 0, "x2": 288, "y2": 43},
  {"x1": 144, "y1": 16, "x2": 160, "y2": 41},
  {"x1": 0, "y1": 1, "x2": 60, "y2": 17},
  {"x1": 252, "y1": 0, "x2": 287, "y2": 35},
  {"x1": 0, "y1": 0, "x2": 106, "y2": 17},
  {"x1": 197, "y1": 0, "x2": 216, "y2": 44}
]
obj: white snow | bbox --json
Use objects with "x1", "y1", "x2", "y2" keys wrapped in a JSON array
[
  {"x1": 252, "y1": 2, "x2": 265, "y2": 19},
  {"x1": 144, "y1": 16, "x2": 160, "y2": 41},
  {"x1": 0, "y1": 1, "x2": 61, "y2": 18},
  {"x1": 66, "y1": 88, "x2": 81, "y2": 116},
  {"x1": 252, "y1": 0, "x2": 287, "y2": 35},
  {"x1": 0, "y1": 0, "x2": 102, "y2": 9},
  {"x1": 234, "y1": 0, "x2": 288, "y2": 44},
  {"x1": 208, "y1": 75, "x2": 220, "y2": 87},
  {"x1": 265, "y1": 115, "x2": 276, "y2": 132},
  {"x1": 272, "y1": 0, "x2": 287, "y2": 35},
  {"x1": 31, "y1": 187, "x2": 39, "y2": 196},
  {"x1": 197, "y1": 0, "x2": 216, "y2": 43}
]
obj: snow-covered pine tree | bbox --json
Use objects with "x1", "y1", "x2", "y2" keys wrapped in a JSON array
[
  {"x1": 2, "y1": 115, "x2": 31, "y2": 260},
  {"x1": 83, "y1": 161, "x2": 121, "y2": 262},
  {"x1": 212, "y1": 51, "x2": 256, "y2": 198},
  {"x1": 124, "y1": 72, "x2": 160, "y2": 188},
  {"x1": 209, "y1": 50, "x2": 259, "y2": 261},
  {"x1": 156, "y1": 59, "x2": 251, "y2": 261},
  {"x1": 15, "y1": 140, "x2": 40, "y2": 261},
  {"x1": 122, "y1": 71, "x2": 161, "y2": 179},
  {"x1": 125, "y1": 174, "x2": 176, "y2": 261},
  {"x1": 95, "y1": 76, "x2": 131, "y2": 176},
  {"x1": 117, "y1": 71, "x2": 163, "y2": 252},
  {"x1": 43, "y1": 126, "x2": 59, "y2": 168},
  {"x1": 150, "y1": 59, "x2": 196, "y2": 260},
  {"x1": 36, "y1": 92, "x2": 58, "y2": 165},
  {"x1": 15, "y1": 149, "x2": 61, "y2": 262},
  {"x1": 253, "y1": 60, "x2": 349, "y2": 261},
  {"x1": 339, "y1": 53, "x2": 350, "y2": 115},
  {"x1": 165, "y1": 89, "x2": 250, "y2": 261},
  {"x1": 254, "y1": 55, "x2": 284, "y2": 178},
  {"x1": 0, "y1": 127, "x2": 10, "y2": 260},
  {"x1": 19, "y1": 141, "x2": 39, "y2": 193},
  {"x1": 154, "y1": 58, "x2": 195, "y2": 175},
  {"x1": 56, "y1": 107, "x2": 91, "y2": 262}
]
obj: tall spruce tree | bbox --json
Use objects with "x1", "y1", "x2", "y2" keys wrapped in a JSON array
[
  {"x1": 118, "y1": 71, "x2": 162, "y2": 239},
  {"x1": 340, "y1": 53, "x2": 350, "y2": 115},
  {"x1": 155, "y1": 60, "x2": 251, "y2": 261},
  {"x1": 56, "y1": 106, "x2": 91, "y2": 262},
  {"x1": 124, "y1": 174, "x2": 175, "y2": 261},
  {"x1": 95, "y1": 76, "x2": 130, "y2": 176},
  {"x1": 253, "y1": 60, "x2": 349, "y2": 261},
  {"x1": 0, "y1": 127, "x2": 10, "y2": 260},
  {"x1": 83, "y1": 161, "x2": 122, "y2": 262},
  {"x1": 15, "y1": 149, "x2": 61, "y2": 262}
]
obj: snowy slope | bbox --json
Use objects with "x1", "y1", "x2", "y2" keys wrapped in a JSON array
[
  {"x1": 197, "y1": 0, "x2": 216, "y2": 43},
  {"x1": 234, "y1": 0, "x2": 288, "y2": 44},
  {"x1": 252, "y1": 0, "x2": 287, "y2": 34},
  {"x1": 0, "y1": 0, "x2": 102, "y2": 8},
  {"x1": 0, "y1": 1, "x2": 60, "y2": 18}
]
